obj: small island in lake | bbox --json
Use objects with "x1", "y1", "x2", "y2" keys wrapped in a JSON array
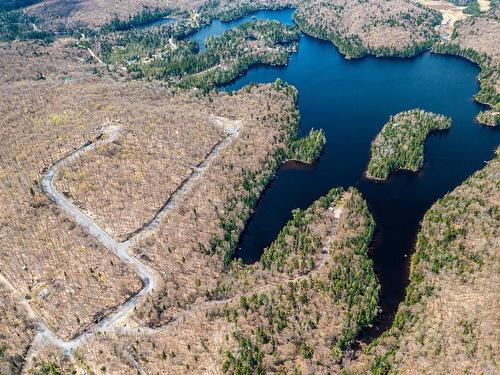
[{"x1": 366, "y1": 109, "x2": 452, "y2": 180}]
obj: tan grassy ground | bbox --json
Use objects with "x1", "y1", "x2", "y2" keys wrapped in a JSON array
[
  {"x1": 419, "y1": 0, "x2": 469, "y2": 36},
  {"x1": 345, "y1": 147, "x2": 500, "y2": 374}
]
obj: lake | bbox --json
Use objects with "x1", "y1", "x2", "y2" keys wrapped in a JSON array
[{"x1": 187, "y1": 9, "x2": 500, "y2": 340}]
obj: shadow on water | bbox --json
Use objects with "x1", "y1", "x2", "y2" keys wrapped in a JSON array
[{"x1": 189, "y1": 10, "x2": 500, "y2": 343}]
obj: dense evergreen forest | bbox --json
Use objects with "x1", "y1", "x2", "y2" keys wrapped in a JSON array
[
  {"x1": 366, "y1": 109, "x2": 452, "y2": 180},
  {"x1": 463, "y1": 0, "x2": 482, "y2": 15},
  {"x1": 0, "y1": 0, "x2": 41, "y2": 11},
  {"x1": 0, "y1": 9, "x2": 52, "y2": 42}
]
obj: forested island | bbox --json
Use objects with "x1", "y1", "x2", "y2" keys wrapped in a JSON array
[{"x1": 366, "y1": 109, "x2": 452, "y2": 180}]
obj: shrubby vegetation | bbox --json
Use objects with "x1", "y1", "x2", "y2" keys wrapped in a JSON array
[
  {"x1": 101, "y1": 7, "x2": 174, "y2": 32},
  {"x1": 366, "y1": 109, "x2": 452, "y2": 180},
  {"x1": 446, "y1": 0, "x2": 483, "y2": 13},
  {"x1": 446, "y1": 0, "x2": 475, "y2": 4},
  {"x1": 30, "y1": 361, "x2": 65, "y2": 375},
  {"x1": 222, "y1": 332, "x2": 265, "y2": 375}
]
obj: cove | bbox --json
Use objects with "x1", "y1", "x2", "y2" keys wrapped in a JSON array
[{"x1": 190, "y1": 10, "x2": 500, "y2": 341}]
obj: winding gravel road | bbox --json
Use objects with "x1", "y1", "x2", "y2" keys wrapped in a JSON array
[
  {"x1": 16, "y1": 116, "x2": 345, "y2": 373},
  {"x1": 20, "y1": 117, "x2": 241, "y2": 366}
]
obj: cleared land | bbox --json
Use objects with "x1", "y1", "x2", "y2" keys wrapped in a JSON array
[
  {"x1": 432, "y1": 3, "x2": 500, "y2": 125},
  {"x1": 54, "y1": 111, "x2": 225, "y2": 240},
  {"x1": 0, "y1": 42, "x2": 145, "y2": 341},
  {"x1": 0, "y1": 31, "x2": 327, "y2": 371},
  {"x1": 293, "y1": 0, "x2": 442, "y2": 59},
  {"x1": 347, "y1": 147, "x2": 499, "y2": 374},
  {"x1": 420, "y1": 0, "x2": 469, "y2": 37},
  {"x1": 366, "y1": 109, "x2": 452, "y2": 180}
]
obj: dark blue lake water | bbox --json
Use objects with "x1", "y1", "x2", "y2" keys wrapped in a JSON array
[{"x1": 188, "y1": 9, "x2": 500, "y2": 340}]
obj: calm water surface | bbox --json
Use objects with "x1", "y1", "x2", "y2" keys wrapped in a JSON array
[{"x1": 190, "y1": 10, "x2": 500, "y2": 340}]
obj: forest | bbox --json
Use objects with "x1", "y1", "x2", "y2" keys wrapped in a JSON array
[
  {"x1": 463, "y1": 0, "x2": 482, "y2": 15},
  {"x1": 0, "y1": 0, "x2": 42, "y2": 11},
  {"x1": 1, "y1": 1, "x2": 498, "y2": 373},
  {"x1": 209, "y1": 84, "x2": 326, "y2": 268},
  {"x1": 366, "y1": 109, "x2": 452, "y2": 180},
  {"x1": 0, "y1": 9, "x2": 53, "y2": 42},
  {"x1": 101, "y1": 7, "x2": 174, "y2": 32},
  {"x1": 220, "y1": 188, "x2": 380, "y2": 373},
  {"x1": 99, "y1": 20, "x2": 299, "y2": 91},
  {"x1": 347, "y1": 147, "x2": 499, "y2": 374},
  {"x1": 292, "y1": 0, "x2": 442, "y2": 59}
]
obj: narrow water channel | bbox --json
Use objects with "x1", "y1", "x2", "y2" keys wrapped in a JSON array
[{"x1": 183, "y1": 9, "x2": 500, "y2": 341}]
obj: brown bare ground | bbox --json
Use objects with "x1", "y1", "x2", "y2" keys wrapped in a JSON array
[{"x1": 419, "y1": 0, "x2": 469, "y2": 36}]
